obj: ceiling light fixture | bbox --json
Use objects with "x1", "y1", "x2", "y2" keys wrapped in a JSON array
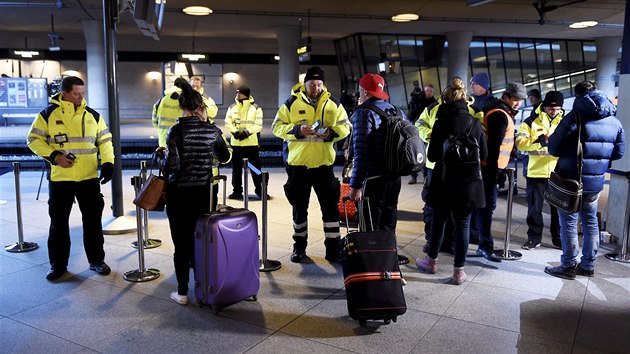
[
  {"x1": 569, "y1": 20, "x2": 598, "y2": 29},
  {"x1": 183, "y1": 6, "x2": 212, "y2": 16},
  {"x1": 391, "y1": 13, "x2": 419, "y2": 23},
  {"x1": 181, "y1": 53, "x2": 206, "y2": 61}
]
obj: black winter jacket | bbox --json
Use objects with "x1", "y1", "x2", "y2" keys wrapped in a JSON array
[
  {"x1": 158, "y1": 116, "x2": 232, "y2": 186},
  {"x1": 428, "y1": 100, "x2": 488, "y2": 211}
]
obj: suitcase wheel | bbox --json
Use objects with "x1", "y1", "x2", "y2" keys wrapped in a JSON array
[
  {"x1": 392, "y1": 317, "x2": 397, "y2": 323},
  {"x1": 252, "y1": 294, "x2": 258, "y2": 301},
  {"x1": 211, "y1": 306, "x2": 219, "y2": 315},
  {"x1": 384, "y1": 319, "x2": 391, "y2": 325},
  {"x1": 359, "y1": 320, "x2": 367, "y2": 327}
]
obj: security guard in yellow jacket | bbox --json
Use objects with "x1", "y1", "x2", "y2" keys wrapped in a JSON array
[
  {"x1": 516, "y1": 91, "x2": 564, "y2": 250},
  {"x1": 225, "y1": 85, "x2": 264, "y2": 199},
  {"x1": 27, "y1": 76, "x2": 115, "y2": 281},
  {"x1": 153, "y1": 77, "x2": 219, "y2": 147},
  {"x1": 273, "y1": 66, "x2": 351, "y2": 263}
]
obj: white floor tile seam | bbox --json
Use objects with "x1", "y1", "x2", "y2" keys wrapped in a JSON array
[{"x1": 3, "y1": 316, "x2": 95, "y2": 353}]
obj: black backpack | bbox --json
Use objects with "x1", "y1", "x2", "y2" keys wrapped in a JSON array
[
  {"x1": 441, "y1": 118, "x2": 482, "y2": 183},
  {"x1": 363, "y1": 104, "x2": 426, "y2": 177}
]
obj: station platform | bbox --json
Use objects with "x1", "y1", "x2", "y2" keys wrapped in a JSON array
[{"x1": 1, "y1": 165, "x2": 629, "y2": 353}]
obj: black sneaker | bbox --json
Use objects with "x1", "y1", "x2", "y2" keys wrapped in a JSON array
[
  {"x1": 522, "y1": 240, "x2": 540, "y2": 250},
  {"x1": 544, "y1": 265, "x2": 576, "y2": 280},
  {"x1": 228, "y1": 193, "x2": 243, "y2": 200},
  {"x1": 398, "y1": 255, "x2": 410, "y2": 265},
  {"x1": 89, "y1": 261, "x2": 111, "y2": 275},
  {"x1": 46, "y1": 267, "x2": 67, "y2": 281},
  {"x1": 290, "y1": 249, "x2": 306, "y2": 263},
  {"x1": 575, "y1": 263, "x2": 595, "y2": 277}
]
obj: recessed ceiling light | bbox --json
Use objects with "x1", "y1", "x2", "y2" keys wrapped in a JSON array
[
  {"x1": 391, "y1": 13, "x2": 419, "y2": 23},
  {"x1": 183, "y1": 6, "x2": 213, "y2": 16},
  {"x1": 569, "y1": 20, "x2": 598, "y2": 29}
]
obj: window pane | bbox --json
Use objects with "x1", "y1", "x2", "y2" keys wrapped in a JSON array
[
  {"x1": 551, "y1": 40, "x2": 572, "y2": 98},
  {"x1": 520, "y1": 39, "x2": 540, "y2": 94},
  {"x1": 503, "y1": 39, "x2": 522, "y2": 84},
  {"x1": 567, "y1": 40, "x2": 586, "y2": 91},
  {"x1": 359, "y1": 34, "x2": 382, "y2": 74},
  {"x1": 536, "y1": 40, "x2": 554, "y2": 92}
]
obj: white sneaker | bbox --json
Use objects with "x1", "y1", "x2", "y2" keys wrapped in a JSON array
[{"x1": 170, "y1": 291, "x2": 189, "y2": 305}]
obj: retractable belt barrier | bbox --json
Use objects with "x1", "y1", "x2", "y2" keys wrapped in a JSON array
[
  {"x1": 4, "y1": 162, "x2": 39, "y2": 253},
  {"x1": 494, "y1": 168, "x2": 522, "y2": 260},
  {"x1": 242, "y1": 158, "x2": 281, "y2": 272},
  {"x1": 131, "y1": 161, "x2": 162, "y2": 250},
  {"x1": 605, "y1": 169, "x2": 630, "y2": 263},
  {"x1": 123, "y1": 175, "x2": 160, "y2": 282}
]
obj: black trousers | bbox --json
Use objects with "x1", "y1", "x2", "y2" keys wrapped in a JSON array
[
  {"x1": 526, "y1": 177, "x2": 560, "y2": 243},
  {"x1": 360, "y1": 175, "x2": 401, "y2": 232},
  {"x1": 283, "y1": 165, "x2": 340, "y2": 248},
  {"x1": 166, "y1": 184, "x2": 211, "y2": 295},
  {"x1": 231, "y1": 146, "x2": 262, "y2": 195},
  {"x1": 48, "y1": 178, "x2": 105, "y2": 270}
]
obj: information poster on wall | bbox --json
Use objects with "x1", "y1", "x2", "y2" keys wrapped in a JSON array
[
  {"x1": 27, "y1": 78, "x2": 48, "y2": 108},
  {"x1": 6, "y1": 78, "x2": 28, "y2": 107},
  {"x1": 0, "y1": 78, "x2": 7, "y2": 107}
]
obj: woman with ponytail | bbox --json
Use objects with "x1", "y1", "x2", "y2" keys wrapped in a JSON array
[
  {"x1": 156, "y1": 82, "x2": 232, "y2": 305},
  {"x1": 415, "y1": 77, "x2": 487, "y2": 285}
]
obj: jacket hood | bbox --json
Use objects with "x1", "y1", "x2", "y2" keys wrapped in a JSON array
[
  {"x1": 292, "y1": 82, "x2": 331, "y2": 102},
  {"x1": 573, "y1": 90, "x2": 617, "y2": 120},
  {"x1": 235, "y1": 95, "x2": 255, "y2": 105},
  {"x1": 483, "y1": 96, "x2": 517, "y2": 116},
  {"x1": 164, "y1": 86, "x2": 182, "y2": 96}
]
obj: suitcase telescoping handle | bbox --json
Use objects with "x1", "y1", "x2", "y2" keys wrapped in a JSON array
[{"x1": 209, "y1": 175, "x2": 228, "y2": 213}]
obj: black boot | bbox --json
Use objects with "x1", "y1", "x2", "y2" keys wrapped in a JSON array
[
  {"x1": 324, "y1": 238, "x2": 341, "y2": 262},
  {"x1": 291, "y1": 238, "x2": 307, "y2": 263}
]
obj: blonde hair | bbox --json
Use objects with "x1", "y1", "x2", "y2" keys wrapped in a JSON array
[{"x1": 442, "y1": 77, "x2": 467, "y2": 103}]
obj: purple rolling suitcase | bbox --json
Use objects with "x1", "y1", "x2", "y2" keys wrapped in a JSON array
[{"x1": 194, "y1": 175, "x2": 260, "y2": 314}]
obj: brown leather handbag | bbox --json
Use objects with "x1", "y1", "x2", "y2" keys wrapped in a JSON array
[{"x1": 133, "y1": 171, "x2": 166, "y2": 211}]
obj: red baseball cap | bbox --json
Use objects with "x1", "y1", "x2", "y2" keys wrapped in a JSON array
[{"x1": 359, "y1": 73, "x2": 389, "y2": 100}]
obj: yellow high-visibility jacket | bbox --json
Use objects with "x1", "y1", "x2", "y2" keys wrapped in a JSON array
[
  {"x1": 273, "y1": 83, "x2": 350, "y2": 168},
  {"x1": 225, "y1": 95, "x2": 263, "y2": 147},
  {"x1": 27, "y1": 93, "x2": 114, "y2": 182},
  {"x1": 516, "y1": 107, "x2": 563, "y2": 178}
]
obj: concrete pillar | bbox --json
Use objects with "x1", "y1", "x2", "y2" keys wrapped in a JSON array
[
  {"x1": 276, "y1": 26, "x2": 301, "y2": 106},
  {"x1": 595, "y1": 36, "x2": 622, "y2": 99},
  {"x1": 606, "y1": 15, "x2": 630, "y2": 243},
  {"x1": 81, "y1": 20, "x2": 108, "y2": 118},
  {"x1": 446, "y1": 31, "x2": 473, "y2": 83}
]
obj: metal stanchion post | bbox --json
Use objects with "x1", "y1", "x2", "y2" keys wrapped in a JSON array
[
  {"x1": 5, "y1": 162, "x2": 39, "y2": 253},
  {"x1": 606, "y1": 173, "x2": 630, "y2": 263},
  {"x1": 494, "y1": 168, "x2": 522, "y2": 260},
  {"x1": 131, "y1": 161, "x2": 161, "y2": 249},
  {"x1": 243, "y1": 158, "x2": 249, "y2": 209},
  {"x1": 124, "y1": 176, "x2": 160, "y2": 282},
  {"x1": 259, "y1": 171, "x2": 281, "y2": 272}
]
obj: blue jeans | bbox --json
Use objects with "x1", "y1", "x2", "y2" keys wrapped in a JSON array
[{"x1": 557, "y1": 192, "x2": 600, "y2": 270}]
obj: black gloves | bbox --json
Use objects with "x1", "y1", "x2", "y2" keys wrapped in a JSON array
[
  {"x1": 536, "y1": 134, "x2": 548, "y2": 147},
  {"x1": 99, "y1": 162, "x2": 114, "y2": 184},
  {"x1": 233, "y1": 131, "x2": 250, "y2": 140}
]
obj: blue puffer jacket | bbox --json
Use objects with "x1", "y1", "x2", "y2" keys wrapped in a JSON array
[
  {"x1": 349, "y1": 98, "x2": 403, "y2": 189},
  {"x1": 548, "y1": 90, "x2": 625, "y2": 193}
]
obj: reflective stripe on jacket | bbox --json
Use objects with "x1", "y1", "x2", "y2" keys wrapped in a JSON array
[
  {"x1": 484, "y1": 108, "x2": 515, "y2": 169},
  {"x1": 225, "y1": 95, "x2": 263, "y2": 147},
  {"x1": 27, "y1": 93, "x2": 114, "y2": 182},
  {"x1": 272, "y1": 83, "x2": 350, "y2": 168}
]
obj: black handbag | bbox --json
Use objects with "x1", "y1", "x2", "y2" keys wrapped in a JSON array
[{"x1": 544, "y1": 113, "x2": 583, "y2": 213}]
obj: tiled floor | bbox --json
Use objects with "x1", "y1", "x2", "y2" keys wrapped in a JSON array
[{"x1": 1, "y1": 166, "x2": 629, "y2": 354}]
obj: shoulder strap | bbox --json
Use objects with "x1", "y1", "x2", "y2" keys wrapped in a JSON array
[
  {"x1": 361, "y1": 103, "x2": 391, "y2": 118},
  {"x1": 576, "y1": 112, "x2": 583, "y2": 180}
]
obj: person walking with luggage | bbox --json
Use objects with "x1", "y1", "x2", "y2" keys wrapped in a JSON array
[
  {"x1": 348, "y1": 73, "x2": 410, "y2": 265},
  {"x1": 272, "y1": 66, "x2": 351, "y2": 263},
  {"x1": 225, "y1": 85, "x2": 265, "y2": 200},
  {"x1": 474, "y1": 82, "x2": 527, "y2": 262},
  {"x1": 544, "y1": 81, "x2": 624, "y2": 279},
  {"x1": 27, "y1": 76, "x2": 115, "y2": 281},
  {"x1": 516, "y1": 91, "x2": 564, "y2": 250},
  {"x1": 415, "y1": 77, "x2": 487, "y2": 284},
  {"x1": 156, "y1": 82, "x2": 232, "y2": 305}
]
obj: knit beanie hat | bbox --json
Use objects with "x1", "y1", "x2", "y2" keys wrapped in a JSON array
[
  {"x1": 304, "y1": 66, "x2": 325, "y2": 83},
  {"x1": 541, "y1": 90, "x2": 564, "y2": 108},
  {"x1": 470, "y1": 73, "x2": 490, "y2": 90},
  {"x1": 236, "y1": 85, "x2": 250, "y2": 97}
]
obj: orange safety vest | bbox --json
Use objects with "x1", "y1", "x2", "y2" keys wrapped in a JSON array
[{"x1": 482, "y1": 108, "x2": 515, "y2": 169}]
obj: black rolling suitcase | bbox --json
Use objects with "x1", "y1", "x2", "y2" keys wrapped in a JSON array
[{"x1": 340, "y1": 182, "x2": 406, "y2": 326}]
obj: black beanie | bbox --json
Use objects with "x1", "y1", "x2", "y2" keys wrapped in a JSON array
[
  {"x1": 541, "y1": 91, "x2": 564, "y2": 108},
  {"x1": 304, "y1": 66, "x2": 325, "y2": 83},
  {"x1": 236, "y1": 85, "x2": 250, "y2": 97}
]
